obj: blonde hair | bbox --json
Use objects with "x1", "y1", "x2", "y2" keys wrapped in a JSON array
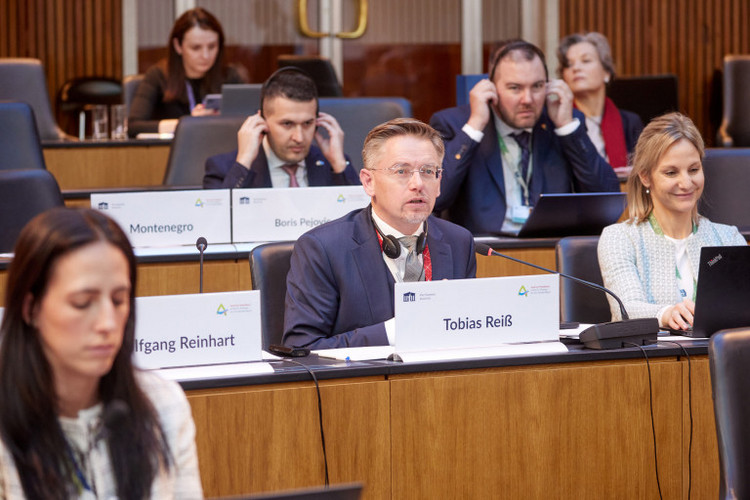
[
  {"x1": 627, "y1": 112, "x2": 705, "y2": 223},
  {"x1": 362, "y1": 118, "x2": 445, "y2": 170}
]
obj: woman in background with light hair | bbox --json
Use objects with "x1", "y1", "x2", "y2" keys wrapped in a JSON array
[
  {"x1": 557, "y1": 32, "x2": 643, "y2": 170},
  {"x1": 598, "y1": 112, "x2": 745, "y2": 331}
]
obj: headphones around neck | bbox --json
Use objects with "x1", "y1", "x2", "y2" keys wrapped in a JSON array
[{"x1": 369, "y1": 205, "x2": 427, "y2": 259}]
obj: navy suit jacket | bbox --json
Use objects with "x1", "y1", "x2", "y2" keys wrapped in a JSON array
[
  {"x1": 429, "y1": 105, "x2": 620, "y2": 235},
  {"x1": 282, "y1": 208, "x2": 477, "y2": 349},
  {"x1": 203, "y1": 145, "x2": 359, "y2": 188}
]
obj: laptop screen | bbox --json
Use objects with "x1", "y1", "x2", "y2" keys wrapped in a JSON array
[{"x1": 692, "y1": 245, "x2": 750, "y2": 337}]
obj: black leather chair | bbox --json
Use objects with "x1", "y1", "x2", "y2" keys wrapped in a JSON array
[
  {"x1": 0, "y1": 169, "x2": 64, "y2": 253},
  {"x1": 249, "y1": 241, "x2": 296, "y2": 349},
  {"x1": 278, "y1": 55, "x2": 343, "y2": 97},
  {"x1": 56, "y1": 76, "x2": 123, "y2": 138},
  {"x1": 555, "y1": 236, "x2": 611, "y2": 323},
  {"x1": 0, "y1": 101, "x2": 47, "y2": 170},
  {"x1": 717, "y1": 55, "x2": 750, "y2": 147},
  {"x1": 162, "y1": 115, "x2": 246, "y2": 186},
  {"x1": 607, "y1": 74, "x2": 679, "y2": 126},
  {"x1": 0, "y1": 58, "x2": 69, "y2": 141},
  {"x1": 709, "y1": 327, "x2": 750, "y2": 500},
  {"x1": 319, "y1": 97, "x2": 412, "y2": 171},
  {"x1": 698, "y1": 148, "x2": 750, "y2": 233}
]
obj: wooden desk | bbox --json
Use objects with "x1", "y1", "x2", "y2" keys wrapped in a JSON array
[
  {"x1": 183, "y1": 346, "x2": 718, "y2": 499},
  {"x1": 43, "y1": 140, "x2": 170, "y2": 190}
]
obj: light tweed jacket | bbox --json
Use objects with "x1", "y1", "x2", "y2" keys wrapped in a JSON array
[
  {"x1": 598, "y1": 217, "x2": 746, "y2": 322},
  {"x1": 0, "y1": 370, "x2": 203, "y2": 499}
]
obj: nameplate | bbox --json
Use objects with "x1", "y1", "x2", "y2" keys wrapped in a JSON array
[
  {"x1": 133, "y1": 291, "x2": 261, "y2": 369},
  {"x1": 232, "y1": 186, "x2": 369, "y2": 242},
  {"x1": 394, "y1": 274, "x2": 559, "y2": 353},
  {"x1": 91, "y1": 190, "x2": 232, "y2": 247}
]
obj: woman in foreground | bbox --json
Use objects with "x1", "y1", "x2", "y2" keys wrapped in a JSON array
[{"x1": 0, "y1": 208, "x2": 202, "y2": 498}]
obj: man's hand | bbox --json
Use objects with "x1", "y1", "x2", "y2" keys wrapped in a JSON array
[
  {"x1": 235, "y1": 112, "x2": 268, "y2": 169},
  {"x1": 315, "y1": 112, "x2": 347, "y2": 173},
  {"x1": 545, "y1": 79, "x2": 575, "y2": 129},
  {"x1": 466, "y1": 79, "x2": 499, "y2": 132}
]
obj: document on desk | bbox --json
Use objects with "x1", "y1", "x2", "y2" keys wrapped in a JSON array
[
  {"x1": 232, "y1": 186, "x2": 369, "y2": 242},
  {"x1": 393, "y1": 275, "x2": 561, "y2": 358},
  {"x1": 91, "y1": 189, "x2": 232, "y2": 247},
  {"x1": 134, "y1": 291, "x2": 262, "y2": 370}
]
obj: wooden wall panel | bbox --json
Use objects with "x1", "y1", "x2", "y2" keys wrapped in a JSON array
[
  {"x1": 559, "y1": 0, "x2": 750, "y2": 144},
  {"x1": 0, "y1": 0, "x2": 122, "y2": 119}
]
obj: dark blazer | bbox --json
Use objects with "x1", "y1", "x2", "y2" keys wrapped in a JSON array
[
  {"x1": 202, "y1": 145, "x2": 359, "y2": 189},
  {"x1": 282, "y1": 208, "x2": 477, "y2": 349},
  {"x1": 620, "y1": 108, "x2": 644, "y2": 154},
  {"x1": 429, "y1": 105, "x2": 621, "y2": 235}
]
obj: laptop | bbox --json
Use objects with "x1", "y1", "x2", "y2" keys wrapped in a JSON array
[
  {"x1": 221, "y1": 83, "x2": 263, "y2": 116},
  {"x1": 509, "y1": 192, "x2": 626, "y2": 238},
  {"x1": 686, "y1": 245, "x2": 750, "y2": 338},
  {"x1": 215, "y1": 483, "x2": 363, "y2": 500}
]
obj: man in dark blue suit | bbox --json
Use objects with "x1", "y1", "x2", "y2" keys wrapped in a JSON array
[
  {"x1": 283, "y1": 119, "x2": 476, "y2": 349},
  {"x1": 430, "y1": 40, "x2": 620, "y2": 235},
  {"x1": 203, "y1": 68, "x2": 359, "y2": 188}
]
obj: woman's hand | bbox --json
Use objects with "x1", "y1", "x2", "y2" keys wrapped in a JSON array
[
  {"x1": 191, "y1": 103, "x2": 218, "y2": 117},
  {"x1": 661, "y1": 299, "x2": 695, "y2": 331}
]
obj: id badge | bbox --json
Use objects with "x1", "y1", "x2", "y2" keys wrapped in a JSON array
[{"x1": 511, "y1": 205, "x2": 531, "y2": 224}]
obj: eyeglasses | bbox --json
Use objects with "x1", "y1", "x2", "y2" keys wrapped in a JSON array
[{"x1": 368, "y1": 165, "x2": 443, "y2": 182}]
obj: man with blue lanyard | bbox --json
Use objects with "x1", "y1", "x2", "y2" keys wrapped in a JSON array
[{"x1": 430, "y1": 39, "x2": 620, "y2": 235}]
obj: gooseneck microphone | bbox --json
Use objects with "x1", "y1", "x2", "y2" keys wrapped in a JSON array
[
  {"x1": 475, "y1": 243, "x2": 659, "y2": 349},
  {"x1": 196, "y1": 237, "x2": 208, "y2": 293}
]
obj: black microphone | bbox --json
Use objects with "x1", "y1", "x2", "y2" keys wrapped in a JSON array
[
  {"x1": 475, "y1": 243, "x2": 659, "y2": 349},
  {"x1": 196, "y1": 237, "x2": 208, "y2": 293}
]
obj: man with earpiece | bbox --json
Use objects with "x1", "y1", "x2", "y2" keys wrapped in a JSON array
[
  {"x1": 203, "y1": 68, "x2": 359, "y2": 188},
  {"x1": 282, "y1": 118, "x2": 476, "y2": 349},
  {"x1": 430, "y1": 39, "x2": 620, "y2": 235}
]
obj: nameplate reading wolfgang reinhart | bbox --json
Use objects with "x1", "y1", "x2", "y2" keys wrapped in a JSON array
[
  {"x1": 133, "y1": 291, "x2": 261, "y2": 370},
  {"x1": 231, "y1": 185, "x2": 369, "y2": 242},
  {"x1": 91, "y1": 189, "x2": 231, "y2": 247},
  {"x1": 394, "y1": 274, "x2": 559, "y2": 353}
]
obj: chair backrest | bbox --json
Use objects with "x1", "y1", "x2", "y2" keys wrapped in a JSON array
[
  {"x1": 318, "y1": 97, "x2": 412, "y2": 171},
  {"x1": 709, "y1": 327, "x2": 750, "y2": 500},
  {"x1": 162, "y1": 114, "x2": 246, "y2": 186},
  {"x1": 456, "y1": 74, "x2": 489, "y2": 106},
  {"x1": 57, "y1": 77, "x2": 123, "y2": 107},
  {"x1": 606, "y1": 74, "x2": 679, "y2": 126},
  {"x1": 698, "y1": 148, "x2": 750, "y2": 232},
  {"x1": 123, "y1": 74, "x2": 145, "y2": 117},
  {"x1": 717, "y1": 55, "x2": 750, "y2": 147},
  {"x1": 278, "y1": 55, "x2": 343, "y2": 97},
  {"x1": 0, "y1": 169, "x2": 64, "y2": 253},
  {"x1": 0, "y1": 58, "x2": 68, "y2": 141},
  {"x1": 0, "y1": 101, "x2": 47, "y2": 170},
  {"x1": 555, "y1": 236, "x2": 611, "y2": 323},
  {"x1": 249, "y1": 241, "x2": 296, "y2": 349}
]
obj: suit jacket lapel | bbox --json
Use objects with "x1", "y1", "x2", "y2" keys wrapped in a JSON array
[
  {"x1": 249, "y1": 149, "x2": 273, "y2": 188},
  {"x1": 305, "y1": 149, "x2": 327, "y2": 187},
  {"x1": 529, "y1": 118, "x2": 549, "y2": 203},
  {"x1": 480, "y1": 118, "x2": 507, "y2": 199},
  {"x1": 351, "y1": 209, "x2": 396, "y2": 319},
  {"x1": 425, "y1": 219, "x2": 454, "y2": 280}
]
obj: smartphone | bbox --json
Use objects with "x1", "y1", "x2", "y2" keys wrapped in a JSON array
[
  {"x1": 202, "y1": 93, "x2": 222, "y2": 112},
  {"x1": 268, "y1": 343, "x2": 310, "y2": 358}
]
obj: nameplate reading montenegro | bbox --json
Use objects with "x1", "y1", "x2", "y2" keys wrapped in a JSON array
[
  {"x1": 91, "y1": 190, "x2": 232, "y2": 247},
  {"x1": 133, "y1": 291, "x2": 261, "y2": 370},
  {"x1": 394, "y1": 274, "x2": 559, "y2": 354}
]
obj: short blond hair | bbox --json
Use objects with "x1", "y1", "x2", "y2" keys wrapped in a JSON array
[
  {"x1": 362, "y1": 118, "x2": 445, "y2": 170},
  {"x1": 626, "y1": 112, "x2": 705, "y2": 223}
]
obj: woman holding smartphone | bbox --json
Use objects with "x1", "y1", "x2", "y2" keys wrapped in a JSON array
[{"x1": 128, "y1": 7, "x2": 245, "y2": 137}]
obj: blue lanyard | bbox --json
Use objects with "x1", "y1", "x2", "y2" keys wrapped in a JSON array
[
  {"x1": 185, "y1": 81, "x2": 197, "y2": 111},
  {"x1": 65, "y1": 439, "x2": 93, "y2": 493}
]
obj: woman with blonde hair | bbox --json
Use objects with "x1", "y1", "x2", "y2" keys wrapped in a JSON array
[{"x1": 598, "y1": 112, "x2": 745, "y2": 331}]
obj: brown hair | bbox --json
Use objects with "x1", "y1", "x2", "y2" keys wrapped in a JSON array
[
  {"x1": 362, "y1": 118, "x2": 445, "y2": 170},
  {"x1": 626, "y1": 112, "x2": 705, "y2": 223},
  {"x1": 164, "y1": 7, "x2": 227, "y2": 102},
  {"x1": 0, "y1": 207, "x2": 170, "y2": 499}
]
